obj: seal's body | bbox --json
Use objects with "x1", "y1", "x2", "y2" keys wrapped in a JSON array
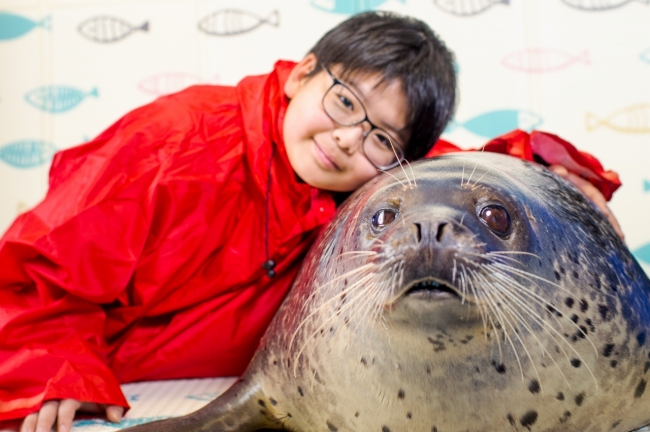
[{"x1": 124, "y1": 153, "x2": 650, "y2": 432}]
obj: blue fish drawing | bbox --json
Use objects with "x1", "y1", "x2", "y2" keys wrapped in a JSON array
[
  {"x1": 24, "y1": 86, "x2": 98, "y2": 113},
  {"x1": 634, "y1": 243, "x2": 650, "y2": 265},
  {"x1": 644, "y1": 179, "x2": 650, "y2": 192},
  {"x1": 187, "y1": 392, "x2": 220, "y2": 401},
  {"x1": 640, "y1": 48, "x2": 650, "y2": 65},
  {"x1": 72, "y1": 416, "x2": 170, "y2": 430},
  {"x1": 0, "y1": 140, "x2": 57, "y2": 169},
  {"x1": 444, "y1": 109, "x2": 543, "y2": 138},
  {"x1": 0, "y1": 12, "x2": 50, "y2": 41},
  {"x1": 561, "y1": 0, "x2": 648, "y2": 11},
  {"x1": 433, "y1": 0, "x2": 509, "y2": 16},
  {"x1": 198, "y1": 9, "x2": 279, "y2": 36},
  {"x1": 310, "y1": 0, "x2": 405, "y2": 14},
  {"x1": 78, "y1": 16, "x2": 148, "y2": 43}
]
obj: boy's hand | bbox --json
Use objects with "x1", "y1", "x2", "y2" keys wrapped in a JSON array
[
  {"x1": 549, "y1": 164, "x2": 624, "y2": 240},
  {"x1": 20, "y1": 400, "x2": 123, "y2": 432}
]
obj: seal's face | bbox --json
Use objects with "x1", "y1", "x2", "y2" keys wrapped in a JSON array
[{"x1": 260, "y1": 153, "x2": 650, "y2": 432}]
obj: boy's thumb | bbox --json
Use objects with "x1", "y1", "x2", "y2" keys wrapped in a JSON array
[{"x1": 106, "y1": 405, "x2": 125, "y2": 423}]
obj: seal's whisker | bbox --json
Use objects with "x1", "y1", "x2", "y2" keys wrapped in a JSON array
[
  {"x1": 472, "y1": 167, "x2": 491, "y2": 187},
  {"x1": 459, "y1": 212, "x2": 466, "y2": 227},
  {"x1": 461, "y1": 161, "x2": 466, "y2": 186},
  {"x1": 336, "y1": 251, "x2": 377, "y2": 258},
  {"x1": 466, "y1": 162, "x2": 479, "y2": 186},
  {"x1": 379, "y1": 169, "x2": 406, "y2": 188},
  {"x1": 404, "y1": 159, "x2": 417, "y2": 188}
]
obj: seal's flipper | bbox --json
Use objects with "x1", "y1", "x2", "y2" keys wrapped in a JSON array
[{"x1": 122, "y1": 378, "x2": 283, "y2": 431}]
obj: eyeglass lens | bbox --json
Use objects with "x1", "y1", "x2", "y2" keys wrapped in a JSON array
[{"x1": 323, "y1": 82, "x2": 402, "y2": 169}]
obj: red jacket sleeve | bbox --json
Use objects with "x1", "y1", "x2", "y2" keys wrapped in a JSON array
[{"x1": 426, "y1": 130, "x2": 621, "y2": 201}]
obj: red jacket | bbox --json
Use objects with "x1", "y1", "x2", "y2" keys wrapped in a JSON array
[{"x1": 0, "y1": 61, "x2": 620, "y2": 420}]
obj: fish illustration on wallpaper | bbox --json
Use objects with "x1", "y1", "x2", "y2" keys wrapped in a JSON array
[
  {"x1": 198, "y1": 9, "x2": 279, "y2": 36},
  {"x1": 644, "y1": 179, "x2": 650, "y2": 192},
  {"x1": 561, "y1": 0, "x2": 648, "y2": 10},
  {"x1": 641, "y1": 48, "x2": 650, "y2": 64},
  {"x1": 433, "y1": 0, "x2": 509, "y2": 16},
  {"x1": 444, "y1": 109, "x2": 543, "y2": 138},
  {"x1": 310, "y1": 0, "x2": 405, "y2": 14},
  {"x1": 501, "y1": 48, "x2": 590, "y2": 73},
  {"x1": 24, "y1": 86, "x2": 98, "y2": 113},
  {"x1": 138, "y1": 73, "x2": 219, "y2": 96},
  {"x1": 634, "y1": 242, "x2": 650, "y2": 265},
  {"x1": 0, "y1": 12, "x2": 50, "y2": 41},
  {"x1": 78, "y1": 16, "x2": 148, "y2": 43},
  {"x1": 0, "y1": 140, "x2": 57, "y2": 169},
  {"x1": 72, "y1": 417, "x2": 170, "y2": 429},
  {"x1": 586, "y1": 104, "x2": 650, "y2": 133}
]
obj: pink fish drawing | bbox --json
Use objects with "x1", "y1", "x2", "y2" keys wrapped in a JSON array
[
  {"x1": 139, "y1": 73, "x2": 208, "y2": 96},
  {"x1": 586, "y1": 104, "x2": 650, "y2": 133},
  {"x1": 562, "y1": 0, "x2": 649, "y2": 11},
  {"x1": 433, "y1": 0, "x2": 509, "y2": 16},
  {"x1": 501, "y1": 48, "x2": 590, "y2": 73},
  {"x1": 78, "y1": 16, "x2": 148, "y2": 43}
]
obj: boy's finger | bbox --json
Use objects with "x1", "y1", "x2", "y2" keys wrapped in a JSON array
[
  {"x1": 35, "y1": 400, "x2": 59, "y2": 432},
  {"x1": 56, "y1": 400, "x2": 81, "y2": 432},
  {"x1": 105, "y1": 406, "x2": 124, "y2": 423},
  {"x1": 20, "y1": 413, "x2": 37, "y2": 432}
]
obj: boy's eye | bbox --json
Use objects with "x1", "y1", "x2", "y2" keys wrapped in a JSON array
[
  {"x1": 337, "y1": 94, "x2": 355, "y2": 111},
  {"x1": 478, "y1": 204, "x2": 511, "y2": 236},
  {"x1": 372, "y1": 209, "x2": 397, "y2": 229},
  {"x1": 375, "y1": 133, "x2": 392, "y2": 149}
]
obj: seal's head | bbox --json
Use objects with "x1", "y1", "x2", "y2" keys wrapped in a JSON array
[{"x1": 123, "y1": 153, "x2": 650, "y2": 432}]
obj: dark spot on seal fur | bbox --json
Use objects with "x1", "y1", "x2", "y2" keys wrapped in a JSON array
[
  {"x1": 560, "y1": 411, "x2": 571, "y2": 423},
  {"x1": 565, "y1": 297, "x2": 575, "y2": 308},
  {"x1": 612, "y1": 420, "x2": 622, "y2": 428},
  {"x1": 638, "y1": 332, "x2": 647, "y2": 347},
  {"x1": 573, "y1": 270, "x2": 579, "y2": 279},
  {"x1": 406, "y1": 412, "x2": 412, "y2": 420},
  {"x1": 557, "y1": 392, "x2": 565, "y2": 401},
  {"x1": 492, "y1": 360, "x2": 506, "y2": 374},
  {"x1": 578, "y1": 326, "x2": 588, "y2": 337},
  {"x1": 507, "y1": 414, "x2": 515, "y2": 426},
  {"x1": 645, "y1": 362, "x2": 650, "y2": 374},
  {"x1": 598, "y1": 304, "x2": 610, "y2": 321},
  {"x1": 571, "y1": 358, "x2": 581, "y2": 368},
  {"x1": 326, "y1": 421, "x2": 338, "y2": 431},
  {"x1": 603, "y1": 344, "x2": 615, "y2": 357},
  {"x1": 382, "y1": 427, "x2": 391, "y2": 432},
  {"x1": 427, "y1": 337, "x2": 446, "y2": 352},
  {"x1": 635, "y1": 379, "x2": 647, "y2": 398},
  {"x1": 354, "y1": 411, "x2": 359, "y2": 418},
  {"x1": 258, "y1": 400, "x2": 266, "y2": 408},
  {"x1": 432, "y1": 428, "x2": 438, "y2": 432},
  {"x1": 398, "y1": 389, "x2": 405, "y2": 399},
  {"x1": 554, "y1": 270, "x2": 561, "y2": 281},
  {"x1": 297, "y1": 386, "x2": 304, "y2": 397},
  {"x1": 611, "y1": 360, "x2": 618, "y2": 368},
  {"x1": 528, "y1": 379, "x2": 541, "y2": 394},
  {"x1": 585, "y1": 318, "x2": 595, "y2": 332},
  {"x1": 570, "y1": 314, "x2": 579, "y2": 323},
  {"x1": 580, "y1": 299, "x2": 589, "y2": 312},
  {"x1": 520, "y1": 410, "x2": 538, "y2": 429},
  {"x1": 575, "y1": 392, "x2": 585, "y2": 406},
  {"x1": 361, "y1": 357, "x2": 368, "y2": 366},
  {"x1": 269, "y1": 397, "x2": 277, "y2": 406},
  {"x1": 546, "y1": 304, "x2": 562, "y2": 317}
]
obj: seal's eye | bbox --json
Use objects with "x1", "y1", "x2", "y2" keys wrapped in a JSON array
[
  {"x1": 372, "y1": 209, "x2": 397, "y2": 229},
  {"x1": 479, "y1": 204, "x2": 511, "y2": 236}
]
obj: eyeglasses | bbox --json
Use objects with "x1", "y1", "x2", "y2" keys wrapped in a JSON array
[{"x1": 321, "y1": 66, "x2": 405, "y2": 170}]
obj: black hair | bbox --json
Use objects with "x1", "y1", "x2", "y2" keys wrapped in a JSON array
[{"x1": 307, "y1": 11, "x2": 457, "y2": 161}]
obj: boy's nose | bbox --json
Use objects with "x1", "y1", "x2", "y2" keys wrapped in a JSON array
[{"x1": 333, "y1": 124, "x2": 368, "y2": 154}]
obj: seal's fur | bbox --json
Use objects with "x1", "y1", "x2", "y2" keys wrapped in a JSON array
[{"x1": 124, "y1": 153, "x2": 650, "y2": 432}]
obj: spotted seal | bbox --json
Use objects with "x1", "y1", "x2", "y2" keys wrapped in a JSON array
[{"x1": 123, "y1": 153, "x2": 650, "y2": 432}]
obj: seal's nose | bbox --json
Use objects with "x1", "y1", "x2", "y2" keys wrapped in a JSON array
[{"x1": 412, "y1": 220, "x2": 454, "y2": 246}]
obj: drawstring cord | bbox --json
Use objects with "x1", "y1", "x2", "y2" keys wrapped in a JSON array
[{"x1": 262, "y1": 142, "x2": 276, "y2": 278}]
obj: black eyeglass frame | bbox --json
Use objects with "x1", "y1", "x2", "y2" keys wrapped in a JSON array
[{"x1": 321, "y1": 66, "x2": 405, "y2": 170}]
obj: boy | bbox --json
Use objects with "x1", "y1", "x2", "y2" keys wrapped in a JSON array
[{"x1": 0, "y1": 12, "x2": 619, "y2": 432}]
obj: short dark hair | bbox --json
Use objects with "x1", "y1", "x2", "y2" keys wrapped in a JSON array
[{"x1": 307, "y1": 11, "x2": 457, "y2": 161}]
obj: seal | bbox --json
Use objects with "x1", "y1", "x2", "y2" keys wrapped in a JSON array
[{"x1": 123, "y1": 153, "x2": 650, "y2": 432}]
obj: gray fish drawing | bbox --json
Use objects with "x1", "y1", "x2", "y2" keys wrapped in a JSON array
[
  {"x1": 562, "y1": 0, "x2": 648, "y2": 11},
  {"x1": 0, "y1": 140, "x2": 57, "y2": 169},
  {"x1": 78, "y1": 16, "x2": 148, "y2": 43},
  {"x1": 198, "y1": 9, "x2": 279, "y2": 36},
  {"x1": 433, "y1": 0, "x2": 510, "y2": 16}
]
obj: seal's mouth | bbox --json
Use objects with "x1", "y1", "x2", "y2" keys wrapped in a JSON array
[{"x1": 403, "y1": 278, "x2": 463, "y2": 301}]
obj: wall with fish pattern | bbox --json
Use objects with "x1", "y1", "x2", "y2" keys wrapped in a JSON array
[{"x1": 0, "y1": 0, "x2": 649, "y2": 273}]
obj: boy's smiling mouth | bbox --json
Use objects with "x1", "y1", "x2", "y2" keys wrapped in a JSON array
[{"x1": 312, "y1": 139, "x2": 340, "y2": 170}]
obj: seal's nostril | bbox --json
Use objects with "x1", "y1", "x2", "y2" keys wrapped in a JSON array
[
  {"x1": 414, "y1": 223, "x2": 422, "y2": 243},
  {"x1": 436, "y1": 222, "x2": 448, "y2": 243}
]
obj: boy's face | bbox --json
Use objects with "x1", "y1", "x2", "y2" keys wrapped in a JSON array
[{"x1": 283, "y1": 54, "x2": 410, "y2": 192}]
